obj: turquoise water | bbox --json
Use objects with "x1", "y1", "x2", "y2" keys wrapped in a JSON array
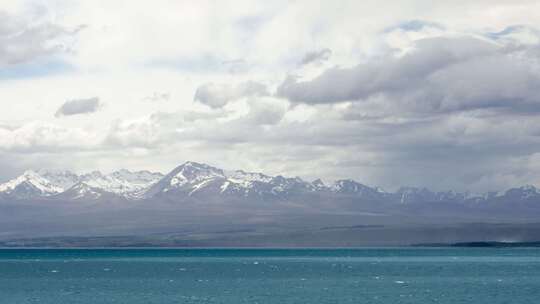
[{"x1": 1, "y1": 248, "x2": 540, "y2": 303}]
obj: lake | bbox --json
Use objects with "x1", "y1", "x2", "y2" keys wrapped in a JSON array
[{"x1": 1, "y1": 248, "x2": 539, "y2": 303}]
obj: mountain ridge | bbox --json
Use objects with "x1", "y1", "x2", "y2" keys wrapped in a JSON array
[
  {"x1": 0, "y1": 168, "x2": 164, "y2": 200},
  {"x1": 0, "y1": 161, "x2": 539, "y2": 206}
]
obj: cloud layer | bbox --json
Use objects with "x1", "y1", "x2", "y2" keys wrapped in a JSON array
[{"x1": 2, "y1": 1, "x2": 540, "y2": 193}]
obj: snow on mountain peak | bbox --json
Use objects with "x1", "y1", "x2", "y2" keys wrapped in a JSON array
[
  {"x1": 0, "y1": 168, "x2": 163, "y2": 200},
  {"x1": 2, "y1": 161, "x2": 540, "y2": 205},
  {"x1": 311, "y1": 179, "x2": 327, "y2": 190},
  {"x1": 332, "y1": 179, "x2": 370, "y2": 192},
  {"x1": 503, "y1": 184, "x2": 539, "y2": 200},
  {"x1": 36, "y1": 169, "x2": 80, "y2": 190},
  {"x1": 80, "y1": 169, "x2": 163, "y2": 198},
  {"x1": 520, "y1": 184, "x2": 538, "y2": 192},
  {"x1": 168, "y1": 161, "x2": 225, "y2": 188},
  {"x1": 59, "y1": 182, "x2": 104, "y2": 200},
  {"x1": 226, "y1": 170, "x2": 273, "y2": 185},
  {"x1": 0, "y1": 170, "x2": 65, "y2": 197}
]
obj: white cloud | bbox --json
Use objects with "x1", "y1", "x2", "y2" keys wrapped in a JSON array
[
  {"x1": 194, "y1": 81, "x2": 269, "y2": 108},
  {"x1": 0, "y1": 121, "x2": 99, "y2": 152},
  {"x1": 142, "y1": 92, "x2": 170, "y2": 102},
  {"x1": 0, "y1": 6, "x2": 83, "y2": 66}
]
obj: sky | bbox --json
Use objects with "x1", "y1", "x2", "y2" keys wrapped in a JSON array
[{"x1": 1, "y1": 0, "x2": 540, "y2": 192}]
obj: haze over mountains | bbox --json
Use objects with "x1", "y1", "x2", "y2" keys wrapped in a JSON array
[{"x1": 2, "y1": 161, "x2": 540, "y2": 247}]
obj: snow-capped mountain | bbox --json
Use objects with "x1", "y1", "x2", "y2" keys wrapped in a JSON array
[
  {"x1": 501, "y1": 185, "x2": 540, "y2": 201},
  {"x1": 0, "y1": 170, "x2": 66, "y2": 199},
  {"x1": 80, "y1": 169, "x2": 164, "y2": 199},
  {"x1": 53, "y1": 182, "x2": 112, "y2": 201},
  {"x1": 396, "y1": 187, "x2": 460, "y2": 204},
  {"x1": 144, "y1": 162, "x2": 540, "y2": 205},
  {"x1": 0, "y1": 169, "x2": 163, "y2": 200},
  {"x1": 141, "y1": 162, "x2": 437, "y2": 203},
  {"x1": 146, "y1": 161, "x2": 321, "y2": 200},
  {"x1": 36, "y1": 169, "x2": 80, "y2": 191},
  {"x1": 1, "y1": 161, "x2": 539, "y2": 206},
  {"x1": 331, "y1": 179, "x2": 387, "y2": 200}
]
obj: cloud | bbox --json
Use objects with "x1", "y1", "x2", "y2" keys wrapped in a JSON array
[
  {"x1": 0, "y1": 121, "x2": 98, "y2": 152},
  {"x1": 0, "y1": 9, "x2": 83, "y2": 66},
  {"x1": 300, "y1": 48, "x2": 332, "y2": 65},
  {"x1": 103, "y1": 109, "x2": 230, "y2": 149},
  {"x1": 142, "y1": 92, "x2": 170, "y2": 102},
  {"x1": 385, "y1": 20, "x2": 445, "y2": 33},
  {"x1": 105, "y1": 97, "x2": 287, "y2": 149},
  {"x1": 221, "y1": 59, "x2": 251, "y2": 74},
  {"x1": 230, "y1": 97, "x2": 288, "y2": 126},
  {"x1": 194, "y1": 81, "x2": 269, "y2": 108},
  {"x1": 485, "y1": 25, "x2": 540, "y2": 45},
  {"x1": 244, "y1": 101, "x2": 286, "y2": 125},
  {"x1": 55, "y1": 97, "x2": 102, "y2": 117},
  {"x1": 104, "y1": 117, "x2": 164, "y2": 148},
  {"x1": 3, "y1": 1, "x2": 540, "y2": 193},
  {"x1": 277, "y1": 35, "x2": 540, "y2": 115}
]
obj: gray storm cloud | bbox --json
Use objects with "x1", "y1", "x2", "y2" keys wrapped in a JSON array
[
  {"x1": 55, "y1": 97, "x2": 102, "y2": 117},
  {"x1": 278, "y1": 36, "x2": 540, "y2": 114}
]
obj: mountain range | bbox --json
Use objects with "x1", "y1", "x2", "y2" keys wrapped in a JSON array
[
  {"x1": 2, "y1": 161, "x2": 540, "y2": 246},
  {"x1": 1, "y1": 161, "x2": 539, "y2": 206}
]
